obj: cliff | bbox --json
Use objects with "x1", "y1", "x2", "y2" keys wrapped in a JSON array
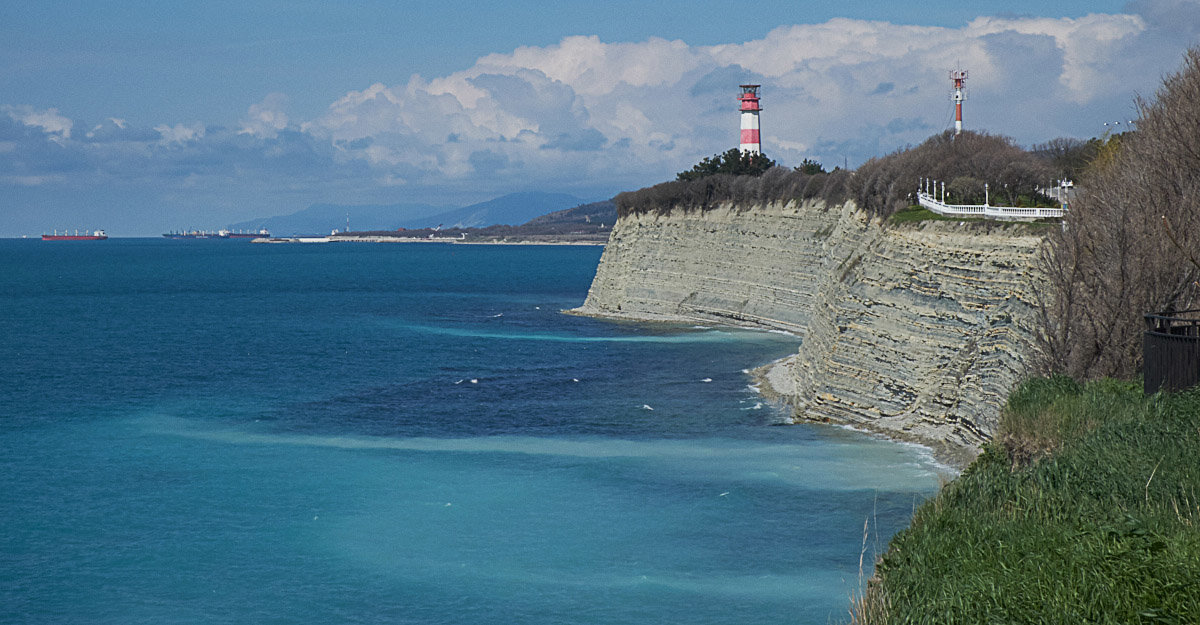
[{"x1": 573, "y1": 200, "x2": 1047, "y2": 462}]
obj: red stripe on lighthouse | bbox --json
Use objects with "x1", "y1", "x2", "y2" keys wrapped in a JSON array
[{"x1": 741, "y1": 129, "x2": 759, "y2": 144}]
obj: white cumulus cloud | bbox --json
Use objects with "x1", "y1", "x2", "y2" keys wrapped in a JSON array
[
  {"x1": 154, "y1": 122, "x2": 206, "y2": 145},
  {"x1": 302, "y1": 9, "x2": 1183, "y2": 191},
  {"x1": 4, "y1": 105, "x2": 73, "y2": 140},
  {"x1": 239, "y1": 93, "x2": 290, "y2": 138},
  {"x1": 2, "y1": 3, "x2": 1196, "y2": 225}
]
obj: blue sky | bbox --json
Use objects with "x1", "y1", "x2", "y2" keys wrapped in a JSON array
[{"x1": 2, "y1": 1, "x2": 1198, "y2": 235}]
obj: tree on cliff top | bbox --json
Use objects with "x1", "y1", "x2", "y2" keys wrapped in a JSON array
[
  {"x1": 1030, "y1": 136, "x2": 1106, "y2": 181},
  {"x1": 795, "y1": 158, "x2": 827, "y2": 175},
  {"x1": 1036, "y1": 48, "x2": 1200, "y2": 380},
  {"x1": 852, "y1": 131, "x2": 1054, "y2": 218},
  {"x1": 676, "y1": 148, "x2": 777, "y2": 181}
]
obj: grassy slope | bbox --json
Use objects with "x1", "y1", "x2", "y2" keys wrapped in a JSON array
[{"x1": 857, "y1": 378, "x2": 1200, "y2": 624}]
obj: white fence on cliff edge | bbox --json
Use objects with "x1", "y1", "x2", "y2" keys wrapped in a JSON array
[
  {"x1": 917, "y1": 192, "x2": 1065, "y2": 221},
  {"x1": 916, "y1": 178, "x2": 1069, "y2": 221}
]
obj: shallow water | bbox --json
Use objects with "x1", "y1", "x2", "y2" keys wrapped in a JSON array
[{"x1": 0, "y1": 239, "x2": 939, "y2": 624}]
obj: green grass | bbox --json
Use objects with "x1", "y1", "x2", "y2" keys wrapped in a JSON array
[
  {"x1": 887, "y1": 205, "x2": 973, "y2": 224},
  {"x1": 853, "y1": 378, "x2": 1200, "y2": 624}
]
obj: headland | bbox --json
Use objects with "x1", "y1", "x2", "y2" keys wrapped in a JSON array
[{"x1": 571, "y1": 198, "x2": 1047, "y2": 467}]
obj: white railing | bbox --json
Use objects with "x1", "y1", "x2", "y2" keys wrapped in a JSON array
[{"x1": 917, "y1": 192, "x2": 1064, "y2": 221}]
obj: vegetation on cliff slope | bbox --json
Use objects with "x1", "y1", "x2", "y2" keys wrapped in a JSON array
[
  {"x1": 1036, "y1": 47, "x2": 1200, "y2": 380},
  {"x1": 852, "y1": 377, "x2": 1200, "y2": 624}
]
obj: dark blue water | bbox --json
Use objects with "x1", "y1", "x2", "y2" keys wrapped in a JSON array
[{"x1": 0, "y1": 239, "x2": 939, "y2": 624}]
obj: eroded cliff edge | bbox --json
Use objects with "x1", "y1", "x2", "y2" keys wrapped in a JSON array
[{"x1": 571, "y1": 200, "x2": 1046, "y2": 463}]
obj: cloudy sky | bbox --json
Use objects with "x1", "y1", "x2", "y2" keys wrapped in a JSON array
[{"x1": 3, "y1": 0, "x2": 1199, "y2": 236}]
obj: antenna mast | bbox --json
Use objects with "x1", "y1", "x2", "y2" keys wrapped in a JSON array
[{"x1": 950, "y1": 69, "x2": 968, "y2": 135}]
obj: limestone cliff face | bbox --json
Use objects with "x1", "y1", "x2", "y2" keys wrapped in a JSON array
[{"x1": 574, "y1": 200, "x2": 1045, "y2": 456}]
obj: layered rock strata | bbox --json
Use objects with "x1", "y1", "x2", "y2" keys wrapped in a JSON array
[{"x1": 573, "y1": 201, "x2": 1045, "y2": 461}]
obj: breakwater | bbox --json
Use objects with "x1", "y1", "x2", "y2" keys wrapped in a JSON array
[{"x1": 573, "y1": 200, "x2": 1046, "y2": 461}]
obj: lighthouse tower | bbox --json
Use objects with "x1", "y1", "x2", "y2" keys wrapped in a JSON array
[
  {"x1": 738, "y1": 84, "x2": 761, "y2": 154},
  {"x1": 950, "y1": 69, "x2": 968, "y2": 135}
]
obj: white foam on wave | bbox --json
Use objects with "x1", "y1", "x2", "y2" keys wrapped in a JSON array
[
  {"x1": 135, "y1": 415, "x2": 945, "y2": 492},
  {"x1": 393, "y1": 320, "x2": 799, "y2": 346},
  {"x1": 587, "y1": 570, "x2": 842, "y2": 601},
  {"x1": 827, "y1": 422, "x2": 961, "y2": 477},
  {"x1": 406, "y1": 324, "x2": 746, "y2": 344},
  {"x1": 373, "y1": 555, "x2": 841, "y2": 602}
]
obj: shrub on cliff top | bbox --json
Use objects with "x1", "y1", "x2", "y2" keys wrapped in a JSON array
[
  {"x1": 616, "y1": 166, "x2": 852, "y2": 217},
  {"x1": 852, "y1": 130, "x2": 1053, "y2": 219}
]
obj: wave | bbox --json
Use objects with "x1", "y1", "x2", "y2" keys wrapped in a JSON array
[
  {"x1": 404, "y1": 324, "x2": 748, "y2": 344},
  {"x1": 392, "y1": 562, "x2": 845, "y2": 601},
  {"x1": 136, "y1": 415, "x2": 943, "y2": 491}
]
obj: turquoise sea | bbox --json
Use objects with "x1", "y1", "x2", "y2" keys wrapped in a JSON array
[{"x1": 0, "y1": 239, "x2": 940, "y2": 624}]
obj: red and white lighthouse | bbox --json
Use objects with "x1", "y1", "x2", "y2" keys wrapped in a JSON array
[
  {"x1": 950, "y1": 69, "x2": 968, "y2": 135},
  {"x1": 738, "y1": 84, "x2": 761, "y2": 154}
]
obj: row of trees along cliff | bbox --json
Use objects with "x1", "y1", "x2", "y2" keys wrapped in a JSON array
[
  {"x1": 615, "y1": 48, "x2": 1200, "y2": 385},
  {"x1": 616, "y1": 132, "x2": 1101, "y2": 218}
]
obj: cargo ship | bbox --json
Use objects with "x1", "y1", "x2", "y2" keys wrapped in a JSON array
[
  {"x1": 163, "y1": 230, "x2": 215, "y2": 239},
  {"x1": 163, "y1": 228, "x2": 270, "y2": 239},
  {"x1": 43, "y1": 229, "x2": 108, "y2": 241},
  {"x1": 219, "y1": 228, "x2": 271, "y2": 238}
]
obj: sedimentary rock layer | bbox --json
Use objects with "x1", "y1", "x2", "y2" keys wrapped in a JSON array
[{"x1": 573, "y1": 201, "x2": 1045, "y2": 458}]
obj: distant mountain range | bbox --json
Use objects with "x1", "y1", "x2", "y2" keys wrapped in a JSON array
[
  {"x1": 229, "y1": 192, "x2": 593, "y2": 236},
  {"x1": 226, "y1": 201, "x2": 441, "y2": 236}
]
